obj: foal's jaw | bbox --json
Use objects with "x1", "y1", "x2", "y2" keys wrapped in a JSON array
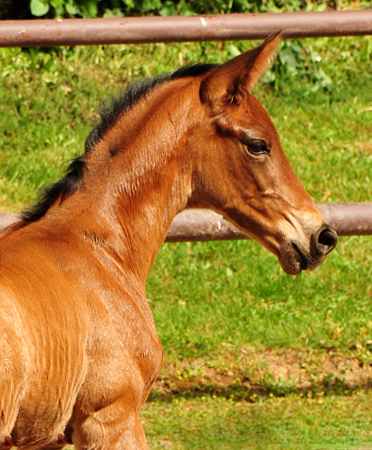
[{"x1": 220, "y1": 203, "x2": 337, "y2": 275}]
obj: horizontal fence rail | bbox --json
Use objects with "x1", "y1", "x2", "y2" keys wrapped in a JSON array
[
  {"x1": 1, "y1": 203, "x2": 372, "y2": 240},
  {"x1": 1, "y1": 10, "x2": 372, "y2": 48},
  {"x1": 165, "y1": 204, "x2": 372, "y2": 241}
]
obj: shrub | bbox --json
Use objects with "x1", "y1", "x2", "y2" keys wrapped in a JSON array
[{"x1": 2, "y1": 0, "x2": 368, "y2": 20}]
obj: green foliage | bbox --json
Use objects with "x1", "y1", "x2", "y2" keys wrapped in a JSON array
[
  {"x1": 268, "y1": 39, "x2": 332, "y2": 92},
  {"x1": 29, "y1": 0, "x2": 100, "y2": 17},
  {"x1": 1, "y1": 0, "x2": 371, "y2": 19},
  {"x1": 224, "y1": 39, "x2": 335, "y2": 94}
]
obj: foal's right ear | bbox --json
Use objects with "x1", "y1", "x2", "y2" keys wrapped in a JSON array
[{"x1": 200, "y1": 32, "x2": 281, "y2": 106}]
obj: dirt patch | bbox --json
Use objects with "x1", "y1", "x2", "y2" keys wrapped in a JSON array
[
  {"x1": 150, "y1": 347, "x2": 372, "y2": 400},
  {"x1": 357, "y1": 141, "x2": 372, "y2": 155}
]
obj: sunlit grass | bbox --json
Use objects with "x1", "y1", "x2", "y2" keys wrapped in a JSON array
[
  {"x1": 149, "y1": 235, "x2": 372, "y2": 355},
  {"x1": 142, "y1": 393, "x2": 372, "y2": 449}
]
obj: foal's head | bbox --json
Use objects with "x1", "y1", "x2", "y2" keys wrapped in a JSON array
[{"x1": 187, "y1": 34, "x2": 337, "y2": 274}]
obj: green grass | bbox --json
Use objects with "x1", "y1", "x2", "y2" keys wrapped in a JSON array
[
  {"x1": 150, "y1": 237, "x2": 372, "y2": 357},
  {"x1": 148, "y1": 235, "x2": 372, "y2": 399},
  {"x1": 141, "y1": 393, "x2": 372, "y2": 449},
  {"x1": 1, "y1": 37, "x2": 372, "y2": 446}
]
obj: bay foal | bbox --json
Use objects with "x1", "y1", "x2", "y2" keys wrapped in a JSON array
[{"x1": 0, "y1": 34, "x2": 336, "y2": 449}]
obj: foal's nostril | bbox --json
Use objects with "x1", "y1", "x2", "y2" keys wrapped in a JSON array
[{"x1": 316, "y1": 227, "x2": 338, "y2": 254}]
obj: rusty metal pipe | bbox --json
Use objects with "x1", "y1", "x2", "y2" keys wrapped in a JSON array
[
  {"x1": 1, "y1": 10, "x2": 372, "y2": 48},
  {"x1": 165, "y1": 203, "x2": 372, "y2": 241},
  {"x1": 1, "y1": 203, "x2": 372, "y2": 239},
  {"x1": 318, "y1": 203, "x2": 372, "y2": 237}
]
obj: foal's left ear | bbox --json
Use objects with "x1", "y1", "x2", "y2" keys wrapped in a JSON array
[{"x1": 200, "y1": 32, "x2": 281, "y2": 106}]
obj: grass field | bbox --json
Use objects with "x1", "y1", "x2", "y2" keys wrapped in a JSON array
[
  {"x1": 142, "y1": 393, "x2": 372, "y2": 449},
  {"x1": 1, "y1": 36, "x2": 372, "y2": 447}
]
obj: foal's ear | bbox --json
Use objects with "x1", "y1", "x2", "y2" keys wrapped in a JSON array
[{"x1": 200, "y1": 32, "x2": 281, "y2": 106}]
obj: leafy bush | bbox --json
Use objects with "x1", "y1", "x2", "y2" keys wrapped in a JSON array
[
  {"x1": 1, "y1": 0, "x2": 369, "y2": 20},
  {"x1": 268, "y1": 39, "x2": 333, "y2": 92}
]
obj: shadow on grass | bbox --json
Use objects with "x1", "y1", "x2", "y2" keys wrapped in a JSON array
[{"x1": 149, "y1": 374, "x2": 372, "y2": 403}]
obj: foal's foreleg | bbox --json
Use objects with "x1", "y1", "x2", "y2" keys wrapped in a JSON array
[{"x1": 72, "y1": 397, "x2": 147, "y2": 450}]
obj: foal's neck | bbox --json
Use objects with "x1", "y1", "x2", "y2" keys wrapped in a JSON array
[{"x1": 68, "y1": 78, "x2": 199, "y2": 284}]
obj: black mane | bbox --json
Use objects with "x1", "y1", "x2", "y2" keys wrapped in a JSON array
[
  {"x1": 85, "y1": 63, "x2": 217, "y2": 153},
  {"x1": 19, "y1": 63, "x2": 217, "y2": 227}
]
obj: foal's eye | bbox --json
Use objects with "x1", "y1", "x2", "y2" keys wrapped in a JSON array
[{"x1": 246, "y1": 139, "x2": 269, "y2": 156}]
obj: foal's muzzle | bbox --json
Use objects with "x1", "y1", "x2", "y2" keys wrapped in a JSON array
[{"x1": 283, "y1": 225, "x2": 338, "y2": 274}]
